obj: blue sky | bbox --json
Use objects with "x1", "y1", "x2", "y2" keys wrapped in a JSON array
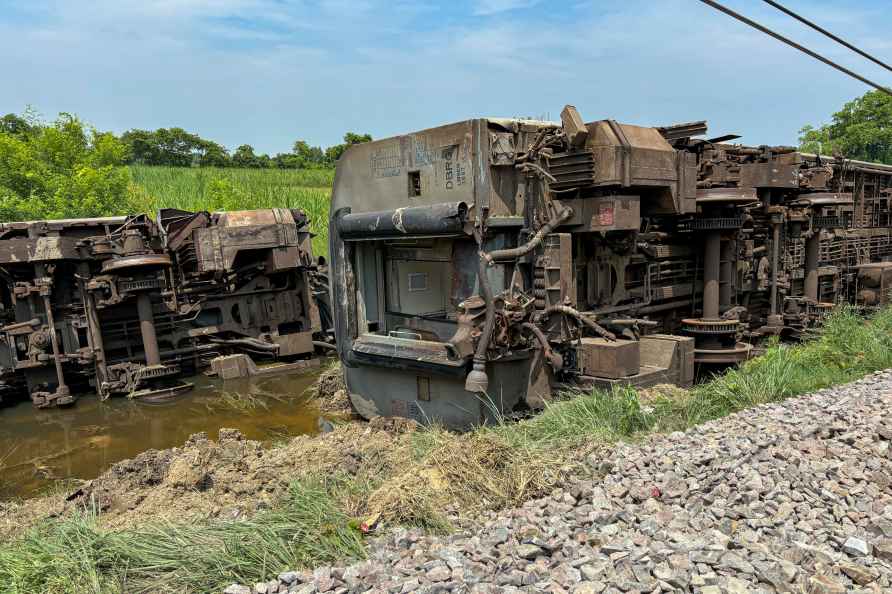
[{"x1": 1, "y1": 0, "x2": 890, "y2": 154}]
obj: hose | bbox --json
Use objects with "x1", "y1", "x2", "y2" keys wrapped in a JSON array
[
  {"x1": 521, "y1": 322, "x2": 563, "y2": 371},
  {"x1": 465, "y1": 205, "x2": 574, "y2": 393},
  {"x1": 482, "y1": 206, "x2": 573, "y2": 265},
  {"x1": 464, "y1": 254, "x2": 496, "y2": 393},
  {"x1": 313, "y1": 340, "x2": 337, "y2": 351},
  {"x1": 541, "y1": 305, "x2": 616, "y2": 341}
]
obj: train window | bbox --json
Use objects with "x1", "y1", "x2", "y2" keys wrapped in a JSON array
[
  {"x1": 408, "y1": 171, "x2": 421, "y2": 197},
  {"x1": 407, "y1": 272, "x2": 429, "y2": 292}
]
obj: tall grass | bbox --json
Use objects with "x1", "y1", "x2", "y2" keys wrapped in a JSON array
[
  {"x1": 0, "y1": 479, "x2": 364, "y2": 594},
  {"x1": 130, "y1": 166, "x2": 333, "y2": 256}
]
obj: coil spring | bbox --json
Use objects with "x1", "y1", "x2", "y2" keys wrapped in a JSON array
[{"x1": 533, "y1": 263, "x2": 546, "y2": 309}]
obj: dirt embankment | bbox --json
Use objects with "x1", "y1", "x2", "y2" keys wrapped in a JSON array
[
  {"x1": 0, "y1": 362, "x2": 576, "y2": 540},
  {"x1": 0, "y1": 359, "x2": 685, "y2": 542},
  {"x1": 0, "y1": 417, "x2": 412, "y2": 539},
  {"x1": 0, "y1": 363, "x2": 373, "y2": 537}
]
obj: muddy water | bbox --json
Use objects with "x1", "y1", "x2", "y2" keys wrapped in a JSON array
[{"x1": 0, "y1": 371, "x2": 321, "y2": 499}]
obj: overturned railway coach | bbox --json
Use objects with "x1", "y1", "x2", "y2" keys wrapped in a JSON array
[
  {"x1": 0, "y1": 208, "x2": 325, "y2": 408},
  {"x1": 329, "y1": 106, "x2": 892, "y2": 429}
]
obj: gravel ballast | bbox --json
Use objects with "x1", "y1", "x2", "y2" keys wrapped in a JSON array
[{"x1": 225, "y1": 370, "x2": 892, "y2": 594}]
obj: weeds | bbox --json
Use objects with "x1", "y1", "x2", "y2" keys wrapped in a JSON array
[
  {"x1": 0, "y1": 479, "x2": 363, "y2": 594},
  {"x1": 203, "y1": 388, "x2": 281, "y2": 414},
  {"x1": 366, "y1": 428, "x2": 571, "y2": 531},
  {"x1": 494, "y1": 385, "x2": 655, "y2": 448},
  {"x1": 682, "y1": 305, "x2": 892, "y2": 427},
  {"x1": 0, "y1": 506, "x2": 116, "y2": 594}
]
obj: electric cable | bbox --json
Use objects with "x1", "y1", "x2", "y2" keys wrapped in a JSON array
[
  {"x1": 761, "y1": 0, "x2": 892, "y2": 74},
  {"x1": 697, "y1": 0, "x2": 892, "y2": 97}
]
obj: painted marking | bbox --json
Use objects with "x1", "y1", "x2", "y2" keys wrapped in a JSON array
[
  {"x1": 598, "y1": 204, "x2": 614, "y2": 226},
  {"x1": 370, "y1": 145, "x2": 401, "y2": 178}
]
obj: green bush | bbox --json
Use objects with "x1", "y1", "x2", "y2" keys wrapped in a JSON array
[{"x1": 0, "y1": 113, "x2": 138, "y2": 222}]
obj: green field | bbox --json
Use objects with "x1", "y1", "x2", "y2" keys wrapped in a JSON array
[{"x1": 130, "y1": 166, "x2": 334, "y2": 256}]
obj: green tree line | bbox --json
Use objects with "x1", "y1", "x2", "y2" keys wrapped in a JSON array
[
  {"x1": 121, "y1": 128, "x2": 370, "y2": 169},
  {"x1": 799, "y1": 90, "x2": 892, "y2": 165},
  {"x1": 0, "y1": 110, "x2": 369, "y2": 222},
  {"x1": 2, "y1": 111, "x2": 370, "y2": 170}
]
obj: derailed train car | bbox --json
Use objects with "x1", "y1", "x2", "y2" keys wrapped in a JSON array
[
  {"x1": 329, "y1": 106, "x2": 892, "y2": 429},
  {"x1": 0, "y1": 208, "x2": 326, "y2": 408}
]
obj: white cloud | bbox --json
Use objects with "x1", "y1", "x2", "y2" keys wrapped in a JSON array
[{"x1": 1, "y1": 0, "x2": 889, "y2": 153}]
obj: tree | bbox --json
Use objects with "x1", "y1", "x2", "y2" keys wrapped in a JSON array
[
  {"x1": 256, "y1": 153, "x2": 273, "y2": 169},
  {"x1": 799, "y1": 90, "x2": 892, "y2": 164},
  {"x1": 274, "y1": 152, "x2": 302, "y2": 169},
  {"x1": 118, "y1": 126, "x2": 375, "y2": 169},
  {"x1": 291, "y1": 140, "x2": 326, "y2": 168},
  {"x1": 232, "y1": 144, "x2": 261, "y2": 168},
  {"x1": 0, "y1": 114, "x2": 33, "y2": 137},
  {"x1": 325, "y1": 132, "x2": 372, "y2": 164},
  {"x1": 197, "y1": 140, "x2": 231, "y2": 167},
  {"x1": 0, "y1": 113, "x2": 137, "y2": 221},
  {"x1": 153, "y1": 127, "x2": 205, "y2": 167},
  {"x1": 120, "y1": 127, "x2": 231, "y2": 167},
  {"x1": 120, "y1": 129, "x2": 158, "y2": 164}
]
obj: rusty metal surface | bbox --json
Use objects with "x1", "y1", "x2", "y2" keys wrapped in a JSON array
[
  {"x1": 329, "y1": 103, "x2": 892, "y2": 429},
  {"x1": 0, "y1": 208, "x2": 325, "y2": 409}
]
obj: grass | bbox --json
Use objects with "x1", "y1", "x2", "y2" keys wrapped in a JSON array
[
  {"x1": 0, "y1": 479, "x2": 363, "y2": 594},
  {"x1": 129, "y1": 166, "x2": 333, "y2": 257},
  {"x1": 3, "y1": 306, "x2": 892, "y2": 593},
  {"x1": 495, "y1": 305, "x2": 892, "y2": 448},
  {"x1": 202, "y1": 385, "x2": 292, "y2": 414}
]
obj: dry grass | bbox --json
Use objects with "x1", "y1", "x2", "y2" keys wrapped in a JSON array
[
  {"x1": 364, "y1": 428, "x2": 579, "y2": 530},
  {"x1": 311, "y1": 361, "x2": 350, "y2": 414}
]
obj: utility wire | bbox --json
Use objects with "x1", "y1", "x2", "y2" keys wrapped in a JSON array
[
  {"x1": 761, "y1": 0, "x2": 892, "y2": 74},
  {"x1": 697, "y1": 0, "x2": 892, "y2": 97}
]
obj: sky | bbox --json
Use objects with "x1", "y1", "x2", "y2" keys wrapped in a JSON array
[{"x1": 1, "y1": 0, "x2": 890, "y2": 155}]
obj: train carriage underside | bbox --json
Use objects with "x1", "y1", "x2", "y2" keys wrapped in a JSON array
[
  {"x1": 0, "y1": 208, "x2": 327, "y2": 408},
  {"x1": 329, "y1": 106, "x2": 892, "y2": 429}
]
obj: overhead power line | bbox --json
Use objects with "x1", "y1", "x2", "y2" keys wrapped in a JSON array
[
  {"x1": 761, "y1": 0, "x2": 892, "y2": 74},
  {"x1": 697, "y1": 0, "x2": 892, "y2": 97}
]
